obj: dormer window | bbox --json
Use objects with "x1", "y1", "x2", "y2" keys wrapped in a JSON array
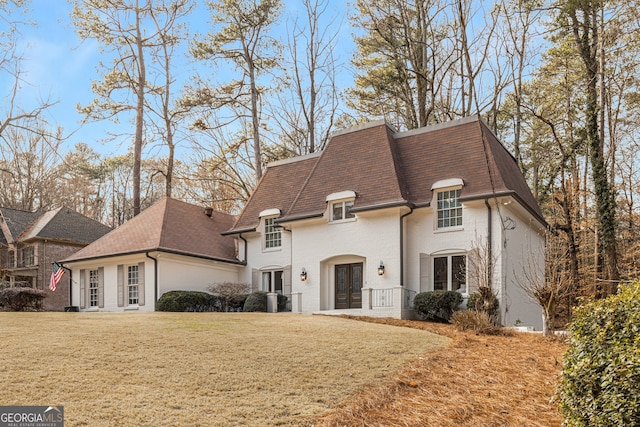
[
  {"x1": 432, "y1": 179, "x2": 464, "y2": 229},
  {"x1": 332, "y1": 200, "x2": 354, "y2": 221},
  {"x1": 259, "y1": 209, "x2": 282, "y2": 250},
  {"x1": 326, "y1": 191, "x2": 356, "y2": 223},
  {"x1": 264, "y1": 217, "x2": 281, "y2": 249},
  {"x1": 437, "y1": 189, "x2": 462, "y2": 228}
]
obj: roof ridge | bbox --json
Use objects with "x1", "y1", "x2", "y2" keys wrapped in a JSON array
[{"x1": 284, "y1": 149, "x2": 324, "y2": 218}]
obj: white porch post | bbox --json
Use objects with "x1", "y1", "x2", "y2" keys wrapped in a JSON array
[
  {"x1": 291, "y1": 292, "x2": 302, "y2": 313},
  {"x1": 361, "y1": 287, "x2": 372, "y2": 310},
  {"x1": 267, "y1": 292, "x2": 278, "y2": 313}
]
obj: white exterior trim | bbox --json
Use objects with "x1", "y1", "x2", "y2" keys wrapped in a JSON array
[{"x1": 431, "y1": 178, "x2": 464, "y2": 190}]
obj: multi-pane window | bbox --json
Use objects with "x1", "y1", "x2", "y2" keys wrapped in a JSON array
[
  {"x1": 21, "y1": 246, "x2": 34, "y2": 267},
  {"x1": 8, "y1": 251, "x2": 14, "y2": 268},
  {"x1": 433, "y1": 255, "x2": 467, "y2": 293},
  {"x1": 264, "y1": 217, "x2": 281, "y2": 249},
  {"x1": 89, "y1": 269, "x2": 99, "y2": 307},
  {"x1": 128, "y1": 265, "x2": 139, "y2": 305},
  {"x1": 437, "y1": 189, "x2": 462, "y2": 228},
  {"x1": 331, "y1": 200, "x2": 355, "y2": 221}
]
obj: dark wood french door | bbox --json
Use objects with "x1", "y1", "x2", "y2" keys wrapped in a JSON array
[{"x1": 335, "y1": 263, "x2": 363, "y2": 309}]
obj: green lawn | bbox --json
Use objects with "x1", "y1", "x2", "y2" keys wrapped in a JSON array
[{"x1": 0, "y1": 312, "x2": 449, "y2": 426}]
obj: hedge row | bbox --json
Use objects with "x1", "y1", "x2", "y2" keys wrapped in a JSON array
[
  {"x1": 156, "y1": 290, "x2": 247, "y2": 312},
  {"x1": 156, "y1": 290, "x2": 288, "y2": 313}
]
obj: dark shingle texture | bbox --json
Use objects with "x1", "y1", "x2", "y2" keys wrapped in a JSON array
[
  {"x1": 226, "y1": 116, "x2": 544, "y2": 233},
  {"x1": 64, "y1": 198, "x2": 238, "y2": 263}
]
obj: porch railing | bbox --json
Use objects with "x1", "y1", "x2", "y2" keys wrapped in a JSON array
[{"x1": 371, "y1": 288, "x2": 394, "y2": 308}]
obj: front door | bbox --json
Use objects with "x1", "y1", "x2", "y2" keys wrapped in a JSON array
[{"x1": 335, "y1": 263, "x2": 363, "y2": 309}]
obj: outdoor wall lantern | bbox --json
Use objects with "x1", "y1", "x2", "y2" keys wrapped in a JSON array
[
  {"x1": 300, "y1": 268, "x2": 307, "y2": 281},
  {"x1": 378, "y1": 261, "x2": 385, "y2": 276}
]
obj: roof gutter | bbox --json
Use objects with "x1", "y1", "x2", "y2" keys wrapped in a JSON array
[
  {"x1": 61, "y1": 248, "x2": 245, "y2": 266},
  {"x1": 145, "y1": 252, "x2": 158, "y2": 306}
]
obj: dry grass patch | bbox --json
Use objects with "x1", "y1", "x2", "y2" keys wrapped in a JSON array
[
  {"x1": 0, "y1": 312, "x2": 448, "y2": 426},
  {"x1": 310, "y1": 316, "x2": 567, "y2": 427}
]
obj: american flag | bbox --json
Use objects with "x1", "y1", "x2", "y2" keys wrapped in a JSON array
[{"x1": 49, "y1": 262, "x2": 65, "y2": 292}]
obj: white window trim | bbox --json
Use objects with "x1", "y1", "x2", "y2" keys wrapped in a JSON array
[
  {"x1": 434, "y1": 187, "x2": 464, "y2": 231},
  {"x1": 432, "y1": 253, "x2": 468, "y2": 295},
  {"x1": 329, "y1": 199, "x2": 356, "y2": 223},
  {"x1": 127, "y1": 264, "x2": 139, "y2": 306},
  {"x1": 262, "y1": 216, "x2": 282, "y2": 251}
]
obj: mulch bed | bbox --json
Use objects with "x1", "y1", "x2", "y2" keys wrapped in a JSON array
[{"x1": 307, "y1": 316, "x2": 567, "y2": 427}]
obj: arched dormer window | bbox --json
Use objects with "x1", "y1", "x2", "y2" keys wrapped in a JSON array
[
  {"x1": 326, "y1": 191, "x2": 356, "y2": 222},
  {"x1": 259, "y1": 209, "x2": 281, "y2": 250},
  {"x1": 432, "y1": 179, "x2": 464, "y2": 229}
]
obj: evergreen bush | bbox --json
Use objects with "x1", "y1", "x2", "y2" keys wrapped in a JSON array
[
  {"x1": 558, "y1": 281, "x2": 640, "y2": 426},
  {"x1": 243, "y1": 291, "x2": 268, "y2": 312},
  {"x1": 413, "y1": 290, "x2": 463, "y2": 322},
  {"x1": 0, "y1": 287, "x2": 47, "y2": 311},
  {"x1": 156, "y1": 290, "x2": 224, "y2": 312}
]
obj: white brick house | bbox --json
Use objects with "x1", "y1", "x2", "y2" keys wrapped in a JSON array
[
  {"x1": 62, "y1": 116, "x2": 547, "y2": 330},
  {"x1": 225, "y1": 116, "x2": 547, "y2": 329}
]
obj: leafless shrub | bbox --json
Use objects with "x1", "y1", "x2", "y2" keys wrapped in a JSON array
[
  {"x1": 208, "y1": 282, "x2": 251, "y2": 312},
  {"x1": 450, "y1": 310, "x2": 501, "y2": 335}
]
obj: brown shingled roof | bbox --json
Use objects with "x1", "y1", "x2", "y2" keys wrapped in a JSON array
[
  {"x1": 63, "y1": 198, "x2": 239, "y2": 264},
  {"x1": 225, "y1": 116, "x2": 544, "y2": 233},
  {"x1": 227, "y1": 153, "x2": 320, "y2": 233}
]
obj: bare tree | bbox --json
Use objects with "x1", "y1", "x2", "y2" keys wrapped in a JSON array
[
  {"x1": 209, "y1": 282, "x2": 250, "y2": 312},
  {"x1": 516, "y1": 232, "x2": 572, "y2": 336},
  {"x1": 272, "y1": 0, "x2": 339, "y2": 155},
  {"x1": 466, "y1": 235, "x2": 499, "y2": 321}
]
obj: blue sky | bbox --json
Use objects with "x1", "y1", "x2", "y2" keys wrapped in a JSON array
[{"x1": 14, "y1": 0, "x2": 353, "y2": 158}]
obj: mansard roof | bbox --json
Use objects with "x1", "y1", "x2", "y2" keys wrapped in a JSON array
[{"x1": 225, "y1": 115, "x2": 544, "y2": 234}]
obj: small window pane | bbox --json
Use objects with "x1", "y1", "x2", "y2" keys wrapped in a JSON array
[
  {"x1": 345, "y1": 200, "x2": 355, "y2": 219},
  {"x1": 452, "y1": 255, "x2": 466, "y2": 293},
  {"x1": 433, "y1": 257, "x2": 447, "y2": 291},
  {"x1": 332, "y1": 202, "x2": 343, "y2": 221}
]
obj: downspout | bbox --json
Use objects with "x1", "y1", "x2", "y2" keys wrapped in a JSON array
[
  {"x1": 484, "y1": 198, "x2": 493, "y2": 287},
  {"x1": 239, "y1": 233, "x2": 248, "y2": 265},
  {"x1": 145, "y1": 252, "x2": 158, "y2": 307},
  {"x1": 58, "y1": 262, "x2": 73, "y2": 307},
  {"x1": 399, "y1": 206, "x2": 415, "y2": 286}
]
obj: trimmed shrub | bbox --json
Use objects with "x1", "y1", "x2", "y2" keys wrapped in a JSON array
[
  {"x1": 0, "y1": 287, "x2": 47, "y2": 311},
  {"x1": 558, "y1": 281, "x2": 640, "y2": 426},
  {"x1": 277, "y1": 293, "x2": 288, "y2": 312},
  {"x1": 242, "y1": 291, "x2": 289, "y2": 312},
  {"x1": 413, "y1": 290, "x2": 463, "y2": 322},
  {"x1": 243, "y1": 291, "x2": 268, "y2": 312},
  {"x1": 156, "y1": 291, "x2": 221, "y2": 312}
]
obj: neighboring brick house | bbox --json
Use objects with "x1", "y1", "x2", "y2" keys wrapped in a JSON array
[{"x1": 0, "y1": 207, "x2": 111, "y2": 311}]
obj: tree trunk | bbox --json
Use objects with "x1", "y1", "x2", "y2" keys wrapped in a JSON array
[{"x1": 133, "y1": 0, "x2": 146, "y2": 216}]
